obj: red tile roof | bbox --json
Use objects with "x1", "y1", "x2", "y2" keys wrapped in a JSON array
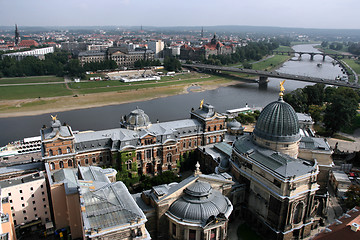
[
  {"x1": 18, "y1": 40, "x2": 39, "y2": 48},
  {"x1": 313, "y1": 207, "x2": 360, "y2": 240}
]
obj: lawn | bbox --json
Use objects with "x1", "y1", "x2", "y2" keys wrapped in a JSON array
[
  {"x1": 274, "y1": 45, "x2": 293, "y2": 52},
  {"x1": 237, "y1": 223, "x2": 262, "y2": 240},
  {"x1": 0, "y1": 84, "x2": 72, "y2": 100},
  {"x1": 342, "y1": 59, "x2": 360, "y2": 76},
  {"x1": 0, "y1": 75, "x2": 64, "y2": 84},
  {"x1": 252, "y1": 55, "x2": 291, "y2": 71}
]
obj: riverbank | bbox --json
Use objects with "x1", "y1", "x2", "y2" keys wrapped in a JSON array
[{"x1": 0, "y1": 78, "x2": 239, "y2": 118}]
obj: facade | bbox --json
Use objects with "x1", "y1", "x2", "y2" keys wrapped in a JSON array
[
  {"x1": 148, "y1": 40, "x2": 164, "y2": 58},
  {"x1": 134, "y1": 164, "x2": 233, "y2": 240},
  {"x1": 0, "y1": 194, "x2": 16, "y2": 240},
  {"x1": 0, "y1": 171, "x2": 52, "y2": 228},
  {"x1": 107, "y1": 47, "x2": 155, "y2": 68},
  {"x1": 40, "y1": 103, "x2": 226, "y2": 177},
  {"x1": 78, "y1": 51, "x2": 106, "y2": 65},
  {"x1": 47, "y1": 165, "x2": 150, "y2": 239},
  {"x1": 1, "y1": 47, "x2": 54, "y2": 61},
  {"x1": 180, "y1": 34, "x2": 235, "y2": 61}
]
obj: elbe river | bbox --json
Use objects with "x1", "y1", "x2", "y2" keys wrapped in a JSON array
[{"x1": 0, "y1": 44, "x2": 344, "y2": 146}]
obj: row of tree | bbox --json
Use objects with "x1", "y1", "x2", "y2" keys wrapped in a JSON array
[
  {"x1": 202, "y1": 40, "x2": 280, "y2": 66},
  {"x1": 134, "y1": 59, "x2": 161, "y2": 69},
  {"x1": 284, "y1": 84, "x2": 360, "y2": 135},
  {"x1": 0, "y1": 51, "x2": 118, "y2": 78}
]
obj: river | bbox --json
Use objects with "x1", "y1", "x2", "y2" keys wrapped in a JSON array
[{"x1": 0, "y1": 44, "x2": 344, "y2": 146}]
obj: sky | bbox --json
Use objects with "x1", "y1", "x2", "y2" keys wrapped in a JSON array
[{"x1": 0, "y1": 0, "x2": 359, "y2": 29}]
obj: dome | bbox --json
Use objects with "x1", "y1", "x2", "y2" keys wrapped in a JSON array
[
  {"x1": 253, "y1": 98, "x2": 300, "y2": 142},
  {"x1": 167, "y1": 180, "x2": 232, "y2": 225},
  {"x1": 123, "y1": 108, "x2": 151, "y2": 129},
  {"x1": 227, "y1": 119, "x2": 242, "y2": 130}
]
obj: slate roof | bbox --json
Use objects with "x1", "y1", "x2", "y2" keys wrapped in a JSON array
[
  {"x1": 299, "y1": 137, "x2": 331, "y2": 151},
  {"x1": 233, "y1": 135, "x2": 316, "y2": 178}
]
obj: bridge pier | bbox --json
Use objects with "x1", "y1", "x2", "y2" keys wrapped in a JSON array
[
  {"x1": 310, "y1": 54, "x2": 314, "y2": 61},
  {"x1": 258, "y1": 76, "x2": 269, "y2": 88},
  {"x1": 322, "y1": 55, "x2": 326, "y2": 61}
]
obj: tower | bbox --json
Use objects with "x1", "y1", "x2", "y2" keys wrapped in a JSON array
[
  {"x1": 201, "y1": 27, "x2": 204, "y2": 38},
  {"x1": 15, "y1": 24, "x2": 20, "y2": 46}
]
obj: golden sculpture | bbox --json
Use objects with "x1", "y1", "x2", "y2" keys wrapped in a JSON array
[
  {"x1": 51, "y1": 114, "x2": 57, "y2": 121},
  {"x1": 279, "y1": 80, "x2": 286, "y2": 97},
  {"x1": 200, "y1": 99, "x2": 204, "y2": 109}
]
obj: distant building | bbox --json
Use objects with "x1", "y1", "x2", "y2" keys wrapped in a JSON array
[
  {"x1": 107, "y1": 47, "x2": 154, "y2": 68},
  {"x1": 14, "y1": 24, "x2": 20, "y2": 46},
  {"x1": 18, "y1": 39, "x2": 39, "y2": 48},
  {"x1": 61, "y1": 41, "x2": 87, "y2": 54},
  {"x1": 1, "y1": 47, "x2": 54, "y2": 61},
  {"x1": 148, "y1": 40, "x2": 164, "y2": 58},
  {"x1": 180, "y1": 34, "x2": 235, "y2": 61},
  {"x1": 78, "y1": 51, "x2": 106, "y2": 65}
]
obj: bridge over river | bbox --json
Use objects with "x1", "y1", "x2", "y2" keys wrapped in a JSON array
[
  {"x1": 182, "y1": 63, "x2": 360, "y2": 89},
  {"x1": 272, "y1": 51, "x2": 353, "y2": 60}
]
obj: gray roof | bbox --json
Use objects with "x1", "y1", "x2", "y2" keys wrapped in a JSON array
[
  {"x1": 0, "y1": 162, "x2": 44, "y2": 175},
  {"x1": 0, "y1": 171, "x2": 45, "y2": 189},
  {"x1": 233, "y1": 135, "x2": 316, "y2": 178},
  {"x1": 167, "y1": 180, "x2": 232, "y2": 225},
  {"x1": 78, "y1": 51, "x2": 106, "y2": 57},
  {"x1": 192, "y1": 103, "x2": 216, "y2": 119},
  {"x1": 299, "y1": 137, "x2": 331, "y2": 151},
  {"x1": 254, "y1": 98, "x2": 301, "y2": 143},
  {"x1": 41, "y1": 120, "x2": 73, "y2": 140}
]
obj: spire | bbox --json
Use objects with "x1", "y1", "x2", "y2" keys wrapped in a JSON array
[
  {"x1": 15, "y1": 24, "x2": 20, "y2": 46},
  {"x1": 201, "y1": 27, "x2": 204, "y2": 38}
]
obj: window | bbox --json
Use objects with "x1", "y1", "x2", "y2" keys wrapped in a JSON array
[
  {"x1": 48, "y1": 149, "x2": 53, "y2": 156},
  {"x1": 23, "y1": 210, "x2": 26, "y2": 214},
  {"x1": 172, "y1": 223, "x2": 176, "y2": 236},
  {"x1": 59, "y1": 161, "x2": 64, "y2": 168},
  {"x1": 50, "y1": 162, "x2": 55, "y2": 170},
  {"x1": 210, "y1": 228, "x2": 216, "y2": 240},
  {"x1": 58, "y1": 148, "x2": 62, "y2": 155},
  {"x1": 14, "y1": 220, "x2": 16, "y2": 225},
  {"x1": 44, "y1": 205, "x2": 47, "y2": 208},
  {"x1": 214, "y1": 126, "x2": 217, "y2": 131},
  {"x1": 99, "y1": 157, "x2": 103, "y2": 162},
  {"x1": 85, "y1": 159, "x2": 89, "y2": 164},
  {"x1": 22, "y1": 204, "x2": 25, "y2": 207},
  {"x1": 126, "y1": 160, "x2": 132, "y2": 171},
  {"x1": 208, "y1": 126, "x2": 211, "y2": 132},
  {"x1": 24, "y1": 217, "x2": 27, "y2": 221},
  {"x1": 9, "y1": 200, "x2": 12, "y2": 203},
  {"x1": 12, "y1": 213, "x2": 15, "y2": 217},
  {"x1": 20, "y1": 197, "x2": 23, "y2": 200},
  {"x1": 67, "y1": 147, "x2": 71, "y2": 153},
  {"x1": 43, "y1": 198, "x2": 46, "y2": 202},
  {"x1": 92, "y1": 158, "x2": 96, "y2": 163},
  {"x1": 11, "y1": 207, "x2": 13, "y2": 210},
  {"x1": 30, "y1": 187, "x2": 33, "y2": 191},
  {"x1": 42, "y1": 191, "x2": 45, "y2": 195},
  {"x1": 32, "y1": 201, "x2": 35, "y2": 204},
  {"x1": 189, "y1": 229, "x2": 196, "y2": 240},
  {"x1": 35, "y1": 214, "x2": 38, "y2": 218},
  {"x1": 31, "y1": 194, "x2": 34, "y2": 198},
  {"x1": 167, "y1": 153, "x2": 172, "y2": 163},
  {"x1": 19, "y1": 190, "x2": 22, "y2": 193},
  {"x1": 33, "y1": 207, "x2": 36, "y2": 211},
  {"x1": 45, "y1": 211, "x2": 47, "y2": 215},
  {"x1": 68, "y1": 160, "x2": 73, "y2": 167},
  {"x1": 8, "y1": 193, "x2": 11, "y2": 197}
]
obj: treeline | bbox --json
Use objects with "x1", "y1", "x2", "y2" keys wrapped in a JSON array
[
  {"x1": 134, "y1": 59, "x2": 161, "y2": 69},
  {"x1": 0, "y1": 50, "x2": 117, "y2": 78},
  {"x1": 284, "y1": 84, "x2": 360, "y2": 135},
  {"x1": 202, "y1": 40, "x2": 280, "y2": 66},
  {"x1": 348, "y1": 42, "x2": 360, "y2": 55}
]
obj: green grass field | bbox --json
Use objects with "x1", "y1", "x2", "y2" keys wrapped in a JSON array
[
  {"x1": 342, "y1": 59, "x2": 360, "y2": 76},
  {"x1": 274, "y1": 45, "x2": 293, "y2": 52},
  {"x1": 0, "y1": 75, "x2": 64, "y2": 84},
  {"x1": 252, "y1": 55, "x2": 291, "y2": 71},
  {"x1": 0, "y1": 84, "x2": 72, "y2": 100}
]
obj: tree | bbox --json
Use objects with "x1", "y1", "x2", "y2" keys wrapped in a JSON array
[
  {"x1": 164, "y1": 57, "x2": 181, "y2": 72},
  {"x1": 345, "y1": 185, "x2": 360, "y2": 209},
  {"x1": 308, "y1": 105, "x2": 325, "y2": 124},
  {"x1": 323, "y1": 94, "x2": 358, "y2": 135}
]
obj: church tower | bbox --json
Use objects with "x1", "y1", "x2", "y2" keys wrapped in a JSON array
[{"x1": 15, "y1": 24, "x2": 20, "y2": 46}]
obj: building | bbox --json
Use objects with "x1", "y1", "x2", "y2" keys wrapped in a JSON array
[
  {"x1": 1, "y1": 47, "x2": 54, "y2": 61},
  {"x1": 78, "y1": 51, "x2": 106, "y2": 65},
  {"x1": 313, "y1": 206, "x2": 360, "y2": 240},
  {"x1": 148, "y1": 40, "x2": 164, "y2": 58},
  {"x1": 40, "y1": 103, "x2": 226, "y2": 177},
  {"x1": 329, "y1": 168, "x2": 353, "y2": 198},
  {"x1": 47, "y1": 165, "x2": 150, "y2": 239},
  {"x1": 134, "y1": 163, "x2": 233, "y2": 239},
  {"x1": 107, "y1": 47, "x2": 155, "y2": 68},
  {"x1": 180, "y1": 34, "x2": 235, "y2": 61},
  {"x1": 17, "y1": 39, "x2": 39, "y2": 48},
  {"x1": 0, "y1": 194, "x2": 16, "y2": 240},
  {"x1": 0, "y1": 171, "x2": 52, "y2": 231}
]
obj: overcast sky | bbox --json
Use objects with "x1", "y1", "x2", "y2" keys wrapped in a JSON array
[{"x1": 0, "y1": 0, "x2": 359, "y2": 29}]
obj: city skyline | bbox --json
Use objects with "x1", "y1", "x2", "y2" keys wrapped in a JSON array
[{"x1": 0, "y1": 0, "x2": 359, "y2": 29}]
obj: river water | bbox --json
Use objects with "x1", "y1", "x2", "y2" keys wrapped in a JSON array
[{"x1": 0, "y1": 44, "x2": 344, "y2": 146}]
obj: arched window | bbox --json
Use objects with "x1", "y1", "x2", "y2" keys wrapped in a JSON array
[
  {"x1": 85, "y1": 159, "x2": 89, "y2": 165},
  {"x1": 220, "y1": 125, "x2": 223, "y2": 130},
  {"x1": 293, "y1": 202, "x2": 304, "y2": 224},
  {"x1": 59, "y1": 161, "x2": 64, "y2": 168},
  {"x1": 167, "y1": 153, "x2": 172, "y2": 163},
  {"x1": 137, "y1": 152, "x2": 142, "y2": 160},
  {"x1": 126, "y1": 160, "x2": 132, "y2": 170},
  {"x1": 58, "y1": 148, "x2": 62, "y2": 155},
  {"x1": 157, "y1": 149, "x2": 161, "y2": 158},
  {"x1": 92, "y1": 157, "x2": 96, "y2": 163},
  {"x1": 50, "y1": 162, "x2": 55, "y2": 170},
  {"x1": 48, "y1": 149, "x2": 53, "y2": 156},
  {"x1": 68, "y1": 160, "x2": 73, "y2": 167},
  {"x1": 67, "y1": 147, "x2": 71, "y2": 153},
  {"x1": 214, "y1": 126, "x2": 217, "y2": 131},
  {"x1": 208, "y1": 126, "x2": 211, "y2": 132},
  {"x1": 213, "y1": 136, "x2": 217, "y2": 143}
]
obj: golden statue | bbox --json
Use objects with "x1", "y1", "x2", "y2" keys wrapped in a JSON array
[
  {"x1": 279, "y1": 80, "x2": 286, "y2": 97},
  {"x1": 51, "y1": 115, "x2": 57, "y2": 121},
  {"x1": 200, "y1": 99, "x2": 204, "y2": 109}
]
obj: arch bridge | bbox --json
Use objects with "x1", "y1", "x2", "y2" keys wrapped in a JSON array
[
  {"x1": 272, "y1": 51, "x2": 353, "y2": 61},
  {"x1": 182, "y1": 63, "x2": 360, "y2": 89}
]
